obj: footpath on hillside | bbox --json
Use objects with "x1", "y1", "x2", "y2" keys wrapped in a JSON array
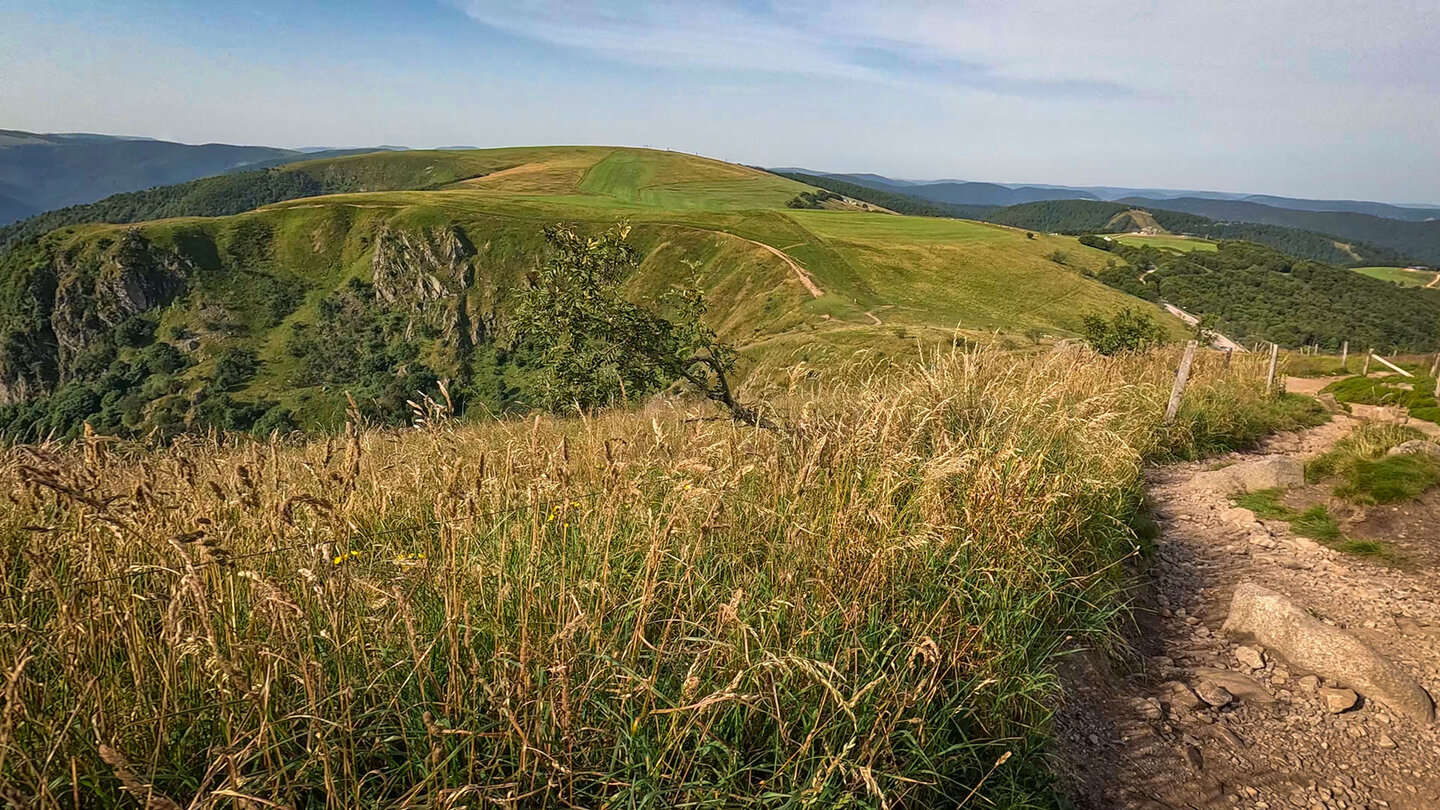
[{"x1": 1052, "y1": 404, "x2": 1440, "y2": 808}]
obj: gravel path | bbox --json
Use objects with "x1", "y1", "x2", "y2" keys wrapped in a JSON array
[{"x1": 1054, "y1": 413, "x2": 1440, "y2": 809}]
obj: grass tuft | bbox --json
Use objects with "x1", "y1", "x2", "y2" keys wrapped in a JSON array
[
  {"x1": 1306, "y1": 422, "x2": 1426, "y2": 481},
  {"x1": 1289, "y1": 504, "x2": 1343, "y2": 542},
  {"x1": 1333, "y1": 454, "x2": 1440, "y2": 505},
  {"x1": 1233, "y1": 489, "x2": 1293, "y2": 520},
  {"x1": 1229, "y1": 493, "x2": 1397, "y2": 562}
]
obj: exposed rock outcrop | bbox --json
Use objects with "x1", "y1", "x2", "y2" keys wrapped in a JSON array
[
  {"x1": 0, "y1": 229, "x2": 189, "y2": 403},
  {"x1": 369, "y1": 226, "x2": 490, "y2": 351},
  {"x1": 1388, "y1": 439, "x2": 1440, "y2": 458},
  {"x1": 1222, "y1": 582, "x2": 1435, "y2": 723},
  {"x1": 51, "y1": 229, "x2": 188, "y2": 361},
  {"x1": 1191, "y1": 456, "x2": 1304, "y2": 494}
]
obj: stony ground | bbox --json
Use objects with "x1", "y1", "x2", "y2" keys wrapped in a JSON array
[{"x1": 1054, "y1": 411, "x2": 1440, "y2": 810}]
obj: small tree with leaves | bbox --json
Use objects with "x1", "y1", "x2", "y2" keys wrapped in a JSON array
[
  {"x1": 512, "y1": 224, "x2": 765, "y2": 425},
  {"x1": 1080, "y1": 308, "x2": 1168, "y2": 356}
]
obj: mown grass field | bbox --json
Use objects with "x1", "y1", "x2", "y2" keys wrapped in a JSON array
[
  {"x1": 1353, "y1": 265, "x2": 1439, "y2": 287},
  {"x1": 0, "y1": 345, "x2": 1322, "y2": 807},
  {"x1": 1112, "y1": 234, "x2": 1218, "y2": 252}
]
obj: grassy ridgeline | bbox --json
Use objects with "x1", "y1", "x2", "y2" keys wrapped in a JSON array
[{"x1": 0, "y1": 347, "x2": 1318, "y2": 807}]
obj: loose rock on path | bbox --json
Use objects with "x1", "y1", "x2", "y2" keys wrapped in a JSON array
[{"x1": 1053, "y1": 412, "x2": 1440, "y2": 809}]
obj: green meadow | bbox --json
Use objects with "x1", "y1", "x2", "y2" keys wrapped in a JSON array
[
  {"x1": 1112, "y1": 233, "x2": 1219, "y2": 252},
  {"x1": 1353, "y1": 265, "x2": 1438, "y2": 287}
]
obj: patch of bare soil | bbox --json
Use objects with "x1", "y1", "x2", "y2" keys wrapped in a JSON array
[
  {"x1": 1285, "y1": 376, "x2": 1348, "y2": 397},
  {"x1": 1344, "y1": 491, "x2": 1440, "y2": 571},
  {"x1": 1053, "y1": 413, "x2": 1440, "y2": 809}
]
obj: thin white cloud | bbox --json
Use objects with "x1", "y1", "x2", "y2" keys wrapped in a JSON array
[
  {"x1": 458, "y1": 0, "x2": 1440, "y2": 99},
  {"x1": 455, "y1": 0, "x2": 1136, "y2": 97}
]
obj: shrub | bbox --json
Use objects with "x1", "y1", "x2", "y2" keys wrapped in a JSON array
[
  {"x1": 513, "y1": 224, "x2": 760, "y2": 424},
  {"x1": 139, "y1": 342, "x2": 188, "y2": 376},
  {"x1": 251, "y1": 404, "x2": 297, "y2": 436},
  {"x1": 212, "y1": 347, "x2": 258, "y2": 390},
  {"x1": 114, "y1": 313, "x2": 158, "y2": 348},
  {"x1": 1080, "y1": 308, "x2": 1168, "y2": 356}
]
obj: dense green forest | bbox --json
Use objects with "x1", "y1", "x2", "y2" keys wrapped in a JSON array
[{"x1": 1092, "y1": 240, "x2": 1440, "y2": 351}]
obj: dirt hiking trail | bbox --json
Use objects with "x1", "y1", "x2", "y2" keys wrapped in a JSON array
[{"x1": 1054, "y1": 411, "x2": 1440, "y2": 809}]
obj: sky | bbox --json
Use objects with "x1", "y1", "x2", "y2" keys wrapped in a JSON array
[{"x1": 3, "y1": 0, "x2": 1439, "y2": 203}]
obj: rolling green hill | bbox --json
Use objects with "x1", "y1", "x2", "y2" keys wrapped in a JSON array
[
  {"x1": 985, "y1": 200, "x2": 1412, "y2": 266},
  {"x1": 1111, "y1": 234, "x2": 1217, "y2": 252},
  {"x1": 0, "y1": 146, "x2": 1181, "y2": 440},
  {"x1": 779, "y1": 178, "x2": 1414, "y2": 267}
]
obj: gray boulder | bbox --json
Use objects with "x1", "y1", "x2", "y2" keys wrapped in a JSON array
[
  {"x1": 1192, "y1": 456, "x2": 1305, "y2": 494},
  {"x1": 1387, "y1": 439, "x2": 1440, "y2": 458},
  {"x1": 1222, "y1": 583, "x2": 1435, "y2": 723}
]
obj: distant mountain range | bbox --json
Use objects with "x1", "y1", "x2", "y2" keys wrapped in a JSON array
[
  {"x1": 774, "y1": 168, "x2": 1440, "y2": 265},
  {"x1": 771, "y1": 168, "x2": 1440, "y2": 221},
  {"x1": 0, "y1": 130, "x2": 399, "y2": 225}
]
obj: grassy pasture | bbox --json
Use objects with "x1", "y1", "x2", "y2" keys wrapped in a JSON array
[
  {"x1": 1112, "y1": 234, "x2": 1218, "y2": 252},
  {"x1": 142, "y1": 147, "x2": 1188, "y2": 364},
  {"x1": 1353, "y1": 266, "x2": 1439, "y2": 287},
  {"x1": 787, "y1": 211, "x2": 1189, "y2": 336}
]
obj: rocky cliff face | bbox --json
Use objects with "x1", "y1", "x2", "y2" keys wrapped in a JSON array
[
  {"x1": 0, "y1": 229, "x2": 189, "y2": 403},
  {"x1": 0, "y1": 220, "x2": 504, "y2": 411},
  {"x1": 51, "y1": 229, "x2": 188, "y2": 361},
  {"x1": 370, "y1": 226, "x2": 495, "y2": 351}
]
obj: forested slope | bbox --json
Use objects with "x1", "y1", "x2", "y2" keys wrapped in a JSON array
[
  {"x1": 1093, "y1": 240, "x2": 1440, "y2": 351},
  {"x1": 1120, "y1": 196, "x2": 1440, "y2": 265}
]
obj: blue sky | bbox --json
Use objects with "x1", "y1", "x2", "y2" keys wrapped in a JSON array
[{"x1": 3, "y1": 0, "x2": 1439, "y2": 202}]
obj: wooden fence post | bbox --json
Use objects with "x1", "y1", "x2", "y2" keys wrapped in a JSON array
[
  {"x1": 1340, "y1": 340, "x2": 1348, "y2": 372},
  {"x1": 1431, "y1": 353, "x2": 1440, "y2": 379},
  {"x1": 1371, "y1": 354, "x2": 1413, "y2": 378},
  {"x1": 1266, "y1": 343, "x2": 1280, "y2": 394},
  {"x1": 1165, "y1": 341, "x2": 1198, "y2": 424},
  {"x1": 1362, "y1": 352, "x2": 1371, "y2": 377}
]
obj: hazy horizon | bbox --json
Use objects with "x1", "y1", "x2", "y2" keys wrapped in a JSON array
[{"x1": 4, "y1": 0, "x2": 1439, "y2": 205}]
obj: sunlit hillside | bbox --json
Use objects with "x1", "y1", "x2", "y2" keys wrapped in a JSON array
[{"x1": 0, "y1": 146, "x2": 1183, "y2": 435}]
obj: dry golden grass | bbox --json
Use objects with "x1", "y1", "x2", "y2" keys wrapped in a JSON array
[{"x1": 0, "y1": 346, "x2": 1319, "y2": 808}]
